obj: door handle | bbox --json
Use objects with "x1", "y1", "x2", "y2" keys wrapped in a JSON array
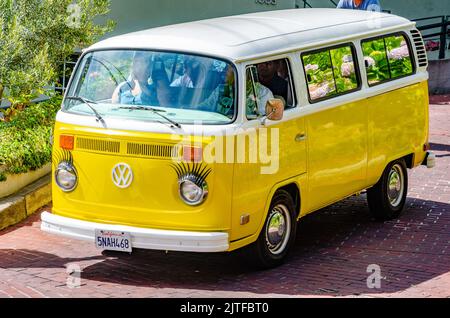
[{"x1": 295, "y1": 133, "x2": 307, "y2": 142}]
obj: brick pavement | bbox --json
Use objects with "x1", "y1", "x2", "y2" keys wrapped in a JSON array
[{"x1": 0, "y1": 104, "x2": 449, "y2": 298}]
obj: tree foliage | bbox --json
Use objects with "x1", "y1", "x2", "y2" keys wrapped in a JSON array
[{"x1": 0, "y1": 0, "x2": 115, "y2": 104}]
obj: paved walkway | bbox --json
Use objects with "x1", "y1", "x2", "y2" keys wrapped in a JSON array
[{"x1": 0, "y1": 104, "x2": 449, "y2": 298}]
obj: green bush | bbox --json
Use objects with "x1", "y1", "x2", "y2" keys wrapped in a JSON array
[{"x1": 0, "y1": 96, "x2": 62, "y2": 181}]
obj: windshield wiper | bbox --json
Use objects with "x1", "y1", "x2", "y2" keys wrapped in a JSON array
[
  {"x1": 119, "y1": 105, "x2": 166, "y2": 113},
  {"x1": 118, "y1": 105, "x2": 182, "y2": 129},
  {"x1": 65, "y1": 96, "x2": 106, "y2": 126}
]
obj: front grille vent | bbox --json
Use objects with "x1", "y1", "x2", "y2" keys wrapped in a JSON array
[
  {"x1": 76, "y1": 137, "x2": 121, "y2": 154},
  {"x1": 127, "y1": 142, "x2": 180, "y2": 159}
]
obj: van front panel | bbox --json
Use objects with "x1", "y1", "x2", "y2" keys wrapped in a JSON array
[{"x1": 52, "y1": 122, "x2": 233, "y2": 232}]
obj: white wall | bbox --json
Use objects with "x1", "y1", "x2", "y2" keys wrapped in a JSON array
[{"x1": 102, "y1": 0, "x2": 296, "y2": 37}]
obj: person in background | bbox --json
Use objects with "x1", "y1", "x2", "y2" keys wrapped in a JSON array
[{"x1": 337, "y1": 0, "x2": 382, "y2": 12}]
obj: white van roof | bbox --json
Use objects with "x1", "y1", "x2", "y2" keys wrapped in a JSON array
[{"x1": 89, "y1": 9, "x2": 415, "y2": 61}]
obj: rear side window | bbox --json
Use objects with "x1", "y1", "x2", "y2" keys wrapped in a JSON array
[
  {"x1": 302, "y1": 44, "x2": 360, "y2": 102},
  {"x1": 362, "y1": 33, "x2": 414, "y2": 86}
]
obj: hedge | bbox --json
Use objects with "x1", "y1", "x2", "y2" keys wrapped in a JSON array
[{"x1": 0, "y1": 96, "x2": 62, "y2": 182}]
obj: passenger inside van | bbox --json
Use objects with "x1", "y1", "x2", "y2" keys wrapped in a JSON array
[
  {"x1": 276, "y1": 59, "x2": 294, "y2": 106},
  {"x1": 196, "y1": 65, "x2": 236, "y2": 116},
  {"x1": 170, "y1": 56, "x2": 206, "y2": 88},
  {"x1": 196, "y1": 65, "x2": 274, "y2": 118}
]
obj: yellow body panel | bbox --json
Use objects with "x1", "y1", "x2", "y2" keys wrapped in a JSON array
[
  {"x1": 305, "y1": 99, "x2": 368, "y2": 212},
  {"x1": 304, "y1": 82, "x2": 429, "y2": 213},
  {"x1": 52, "y1": 81, "x2": 429, "y2": 252},
  {"x1": 230, "y1": 117, "x2": 307, "y2": 242},
  {"x1": 366, "y1": 81, "x2": 429, "y2": 184}
]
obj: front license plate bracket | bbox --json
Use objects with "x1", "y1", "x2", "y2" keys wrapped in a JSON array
[{"x1": 95, "y1": 229, "x2": 132, "y2": 253}]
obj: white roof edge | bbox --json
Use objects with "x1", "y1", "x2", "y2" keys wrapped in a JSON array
[
  {"x1": 85, "y1": 9, "x2": 416, "y2": 62},
  {"x1": 235, "y1": 21, "x2": 417, "y2": 62}
]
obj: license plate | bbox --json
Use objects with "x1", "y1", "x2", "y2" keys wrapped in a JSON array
[{"x1": 95, "y1": 230, "x2": 132, "y2": 253}]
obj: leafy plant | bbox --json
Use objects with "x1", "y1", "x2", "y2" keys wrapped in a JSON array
[{"x1": 0, "y1": 96, "x2": 62, "y2": 181}]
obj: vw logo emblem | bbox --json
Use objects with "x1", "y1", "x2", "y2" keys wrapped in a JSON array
[{"x1": 112, "y1": 163, "x2": 133, "y2": 189}]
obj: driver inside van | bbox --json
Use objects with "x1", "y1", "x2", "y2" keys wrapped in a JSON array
[
  {"x1": 111, "y1": 52, "x2": 170, "y2": 106},
  {"x1": 256, "y1": 60, "x2": 288, "y2": 103}
]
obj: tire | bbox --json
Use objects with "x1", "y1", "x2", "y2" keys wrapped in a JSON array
[
  {"x1": 367, "y1": 159, "x2": 408, "y2": 221},
  {"x1": 243, "y1": 190, "x2": 297, "y2": 269}
]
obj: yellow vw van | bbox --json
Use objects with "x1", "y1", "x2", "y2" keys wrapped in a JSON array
[{"x1": 41, "y1": 9, "x2": 435, "y2": 268}]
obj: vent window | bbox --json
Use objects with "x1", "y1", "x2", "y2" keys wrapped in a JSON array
[{"x1": 410, "y1": 29, "x2": 428, "y2": 68}]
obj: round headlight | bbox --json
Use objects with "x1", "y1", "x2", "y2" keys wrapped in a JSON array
[
  {"x1": 179, "y1": 178, "x2": 208, "y2": 206},
  {"x1": 55, "y1": 161, "x2": 78, "y2": 192}
]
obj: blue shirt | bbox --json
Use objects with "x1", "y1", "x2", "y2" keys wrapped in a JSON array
[
  {"x1": 117, "y1": 81, "x2": 159, "y2": 106},
  {"x1": 337, "y1": 0, "x2": 382, "y2": 11}
]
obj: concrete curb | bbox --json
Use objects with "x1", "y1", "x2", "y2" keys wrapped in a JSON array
[
  {"x1": 0, "y1": 164, "x2": 51, "y2": 198},
  {"x1": 0, "y1": 174, "x2": 51, "y2": 231}
]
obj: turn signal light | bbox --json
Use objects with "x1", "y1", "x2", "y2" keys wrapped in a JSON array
[{"x1": 60, "y1": 135, "x2": 74, "y2": 150}]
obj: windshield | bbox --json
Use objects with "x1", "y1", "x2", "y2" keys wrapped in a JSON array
[{"x1": 64, "y1": 50, "x2": 237, "y2": 125}]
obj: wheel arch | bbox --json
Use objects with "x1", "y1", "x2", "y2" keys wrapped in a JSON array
[
  {"x1": 228, "y1": 176, "x2": 305, "y2": 252},
  {"x1": 278, "y1": 183, "x2": 301, "y2": 219},
  {"x1": 403, "y1": 153, "x2": 415, "y2": 169}
]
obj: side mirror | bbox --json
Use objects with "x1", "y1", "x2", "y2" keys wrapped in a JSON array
[{"x1": 265, "y1": 98, "x2": 284, "y2": 121}]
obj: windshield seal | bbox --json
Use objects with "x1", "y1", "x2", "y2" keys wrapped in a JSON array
[{"x1": 63, "y1": 48, "x2": 239, "y2": 126}]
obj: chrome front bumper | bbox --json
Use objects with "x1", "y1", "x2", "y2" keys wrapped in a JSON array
[{"x1": 40, "y1": 212, "x2": 229, "y2": 253}]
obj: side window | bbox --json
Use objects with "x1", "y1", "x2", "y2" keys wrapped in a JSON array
[
  {"x1": 302, "y1": 44, "x2": 359, "y2": 102},
  {"x1": 331, "y1": 46, "x2": 359, "y2": 93},
  {"x1": 303, "y1": 51, "x2": 335, "y2": 100},
  {"x1": 245, "y1": 58, "x2": 296, "y2": 120},
  {"x1": 361, "y1": 39, "x2": 389, "y2": 85},
  {"x1": 362, "y1": 34, "x2": 414, "y2": 86},
  {"x1": 385, "y1": 35, "x2": 414, "y2": 79}
]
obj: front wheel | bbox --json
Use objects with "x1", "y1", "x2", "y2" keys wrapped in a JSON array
[
  {"x1": 367, "y1": 159, "x2": 408, "y2": 221},
  {"x1": 243, "y1": 190, "x2": 297, "y2": 269}
]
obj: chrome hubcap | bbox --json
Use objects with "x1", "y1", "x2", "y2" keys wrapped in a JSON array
[
  {"x1": 265, "y1": 204, "x2": 291, "y2": 255},
  {"x1": 387, "y1": 164, "x2": 404, "y2": 207}
]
